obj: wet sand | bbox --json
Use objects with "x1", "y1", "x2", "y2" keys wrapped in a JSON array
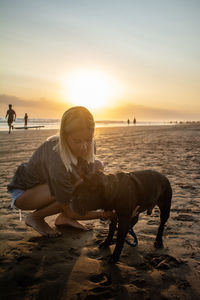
[{"x1": 0, "y1": 125, "x2": 200, "y2": 299}]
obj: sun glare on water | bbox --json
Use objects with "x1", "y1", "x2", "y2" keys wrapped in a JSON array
[{"x1": 61, "y1": 70, "x2": 120, "y2": 110}]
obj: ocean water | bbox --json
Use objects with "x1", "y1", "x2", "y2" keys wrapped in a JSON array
[
  {"x1": 0, "y1": 117, "x2": 174, "y2": 131},
  {"x1": 0, "y1": 118, "x2": 61, "y2": 131}
]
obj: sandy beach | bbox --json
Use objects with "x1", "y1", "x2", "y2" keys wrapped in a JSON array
[{"x1": 0, "y1": 124, "x2": 200, "y2": 300}]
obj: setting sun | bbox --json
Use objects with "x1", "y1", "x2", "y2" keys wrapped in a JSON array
[{"x1": 61, "y1": 69, "x2": 121, "y2": 110}]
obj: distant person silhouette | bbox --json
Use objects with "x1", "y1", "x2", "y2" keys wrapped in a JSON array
[
  {"x1": 127, "y1": 118, "x2": 130, "y2": 126},
  {"x1": 5, "y1": 104, "x2": 16, "y2": 134},
  {"x1": 24, "y1": 113, "x2": 28, "y2": 127},
  {"x1": 133, "y1": 117, "x2": 136, "y2": 125}
]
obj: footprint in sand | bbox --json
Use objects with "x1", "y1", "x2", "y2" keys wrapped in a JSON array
[
  {"x1": 177, "y1": 280, "x2": 191, "y2": 290},
  {"x1": 180, "y1": 184, "x2": 196, "y2": 191},
  {"x1": 89, "y1": 273, "x2": 112, "y2": 286},
  {"x1": 146, "y1": 254, "x2": 184, "y2": 270},
  {"x1": 131, "y1": 278, "x2": 146, "y2": 288},
  {"x1": 15, "y1": 255, "x2": 30, "y2": 262},
  {"x1": 147, "y1": 219, "x2": 158, "y2": 225},
  {"x1": 174, "y1": 214, "x2": 195, "y2": 222},
  {"x1": 85, "y1": 273, "x2": 115, "y2": 298},
  {"x1": 85, "y1": 248, "x2": 103, "y2": 260}
]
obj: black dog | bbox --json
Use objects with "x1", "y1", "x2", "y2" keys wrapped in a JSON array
[{"x1": 72, "y1": 170, "x2": 172, "y2": 263}]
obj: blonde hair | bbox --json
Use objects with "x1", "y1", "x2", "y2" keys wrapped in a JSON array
[{"x1": 53, "y1": 106, "x2": 95, "y2": 172}]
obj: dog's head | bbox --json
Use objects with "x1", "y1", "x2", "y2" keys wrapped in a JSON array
[{"x1": 72, "y1": 171, "x2": 106, "y2": 216}]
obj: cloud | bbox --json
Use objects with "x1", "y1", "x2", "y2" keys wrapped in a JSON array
[
  {"x1": 96, "y1": 101, "x2": 199, "y2": 121},
  {"x1": 0, "y1": 94, "x2": 70, "y2": 118}
]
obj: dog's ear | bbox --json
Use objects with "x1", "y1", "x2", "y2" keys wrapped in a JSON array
[
  {"x1": 82, "y1": 171, "x2": 106, "y2": 191},
  {"x1": 92, "y1": 171, "x2": 106, "y2": 187}
]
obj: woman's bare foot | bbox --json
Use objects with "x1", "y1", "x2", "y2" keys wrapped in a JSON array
[
  {"x1": 25, "y1": 214, "x2": 62, "y2": 237},
  {"x1": 55, "y1": 213, "x2": 88, "y2": 230}
]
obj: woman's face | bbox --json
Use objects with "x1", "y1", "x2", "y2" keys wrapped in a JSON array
[{"x1": 67, "y1": 129, "x2": 94, "y2": 159}]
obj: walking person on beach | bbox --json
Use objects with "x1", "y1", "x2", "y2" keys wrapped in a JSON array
[
  {"x1": 8, "y1": 106, "x2": 114, "y2": 237},
  {"x1": 5, "y1": 104, "x2": 16, "y2": 134},
  {"x1": 24, "y1": 113, "x2": 28, "y2": 127}
]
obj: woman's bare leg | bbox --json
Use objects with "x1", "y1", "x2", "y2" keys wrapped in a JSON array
[
  {"x1": 15, "y1": 184, "x2": 62, "y2": 237},
  {"x1": 15, "y1": 183, "x2": 110, "y2": 234},
  {"x1": 25, "y1": 202, "x2": 63, "y2": 237},
  {"x1": 15, "y1": 184, "x2": 55, "y2": 210}
]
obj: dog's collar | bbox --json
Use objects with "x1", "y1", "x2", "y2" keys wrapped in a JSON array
[
  {"x1": 104, "y1": 174, "x2": 120, "y2": 208},
  {"x1": 129, "y1": 173, "x2": 144, "y2": 206}
]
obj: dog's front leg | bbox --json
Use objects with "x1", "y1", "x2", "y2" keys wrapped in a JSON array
[
  {"x1": 110, "y1": 215, "x2": 130, "y2": 263},
  {"x1": 99, "y1": 216, "x2": 117, "y2": 248}
]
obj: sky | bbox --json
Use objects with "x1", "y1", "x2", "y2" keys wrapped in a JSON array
[{"x1": 0, "y1": 0, "x2": 200, "y2": 121}]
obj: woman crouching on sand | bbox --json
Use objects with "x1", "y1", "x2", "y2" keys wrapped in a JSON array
[{"x1": 7, "y1": 106, "x2": 113, "y2": 237}]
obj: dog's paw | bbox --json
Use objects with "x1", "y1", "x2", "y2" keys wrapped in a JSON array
[
  {"x1": 154, "y1": 240, "x2": 163, "y2": 249},
  {"x1": 99, "y1": 240, "x2": 110, "y2": 248}
]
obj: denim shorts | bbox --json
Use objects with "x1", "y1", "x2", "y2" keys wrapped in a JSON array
[{"x1": 10, "y1": 189, "x2": 25, "y2": 208}]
